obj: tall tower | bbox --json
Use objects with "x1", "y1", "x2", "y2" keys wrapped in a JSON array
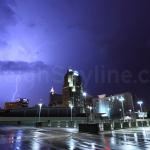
[
  {"x1": 49, "y1": 87, "x2": 55, "y2": 106},
  {"x1": 49, "y1": 87, "x2": 62, "y2": 107},
  {"x1": 50, "y1": 87, "x2": 55, "y2": 95},
  {"x1": 62, "y1": 69, "x2": 83, "y2": 107}
]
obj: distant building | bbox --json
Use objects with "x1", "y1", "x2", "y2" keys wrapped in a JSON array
[
  {"x1": 93, "y1": 94, "x2": 110, "y2": 117},
  {"x1": 84, "y1": 95, "x2": 93, "y2": 107},
  {"x1": 62, "y1": 69, "x2": 84, "y2": 107},
  {"x1": 49, "y1": 87, "x2": 63, "y2": 107},
  {"x1": 5, "y1": 98, "x2": 29, "y2": 110},
  {"x1": 109, "y1": 92, "x2": 134, "y2": 119},
  {"x1": 93, "y1": 92, "x2": 134, "y2": 119}
]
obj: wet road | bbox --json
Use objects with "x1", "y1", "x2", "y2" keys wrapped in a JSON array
[{"x1": 0, "y1": 126, "x2": 150, "y2": 150}]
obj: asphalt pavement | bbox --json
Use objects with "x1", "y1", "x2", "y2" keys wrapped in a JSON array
[{"x1": 0, "y1": 126, "x2": 150, "y2": 150}]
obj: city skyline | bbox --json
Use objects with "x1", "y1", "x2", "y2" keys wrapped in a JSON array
[{"x1": 0, "y1": 0, "x2": 150, "y2": 108}]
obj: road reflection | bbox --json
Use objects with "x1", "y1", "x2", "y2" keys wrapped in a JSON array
[
  {"x1": 14, "y1": 130, "x2": 23, "y2": 150},
  {"x1": 0, "y1": 127, "x2": 149, "y2": 150}
]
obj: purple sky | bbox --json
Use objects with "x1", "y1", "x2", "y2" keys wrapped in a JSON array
[{"x1": 0, "y1": 0, "x2": 150, "y2": 108}]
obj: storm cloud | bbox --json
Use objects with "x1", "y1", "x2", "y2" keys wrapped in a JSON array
[
  {"x1": 0, "y1": 61, "x2": 50, "y2": 73},
  {"x1": 0, "y1": 0, "x2": 149, "y2": 107},
  {"x1": 0, "y1": 0, "x2": 16, "y2": 47},
  {"x1": 0, "y1": 0, "x2": 16, "y2": 28}
]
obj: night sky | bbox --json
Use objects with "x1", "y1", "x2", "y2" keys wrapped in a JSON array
[{"x1": 0, "y1": 0, "x2": 150, "y2": 108}]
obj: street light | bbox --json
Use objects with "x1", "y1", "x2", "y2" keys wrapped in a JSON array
[
  {"x1": 137, "y1": 101, "x2": 143, "y2": 112},
  {"x1": 89, "y1": 106, "x2": 92, "y2": 112},
  {"x1": 38, "y1": 103, "x2": 43, "y2": 122},
  {"x1": 69, "y1": 104, "x2": 73, "y2": 122},
  {"x1": 137, "y1": 101, "x2": 144, "y2": 119},
  {"x1": 137, "y1": 100, "x2": 144, "y2": 127},
  {"x1": 119, "y1": 108, "x2": 122, "y2": 119},
  {"x1": 119, "y1": 96, "x2": 125, "y2": 121},
  {"x1": 88, "y1": 106, "x2": 92, "y2": 121},
  {"x1": 129, "y1": 109, "x2": 132, "y2": 116},
  {"x1": 83, "y1": 92, "x2": 87, "y2": 97},
  {"x1": 83, "y1": 92, "x2": 87, "y2": 113}
]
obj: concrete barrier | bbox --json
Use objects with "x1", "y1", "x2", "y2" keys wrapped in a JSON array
[
  {"x1": 51, "y1": 121, "x2": 58, "y2": 127},
  {"x1": 103, "y1": 123, "x2": 111, "y2": 131},
  {"x1": 114, "y1": 122, "x2": 121, "y2": 130},
  {"x1": 0, "y1": 117, "x2": 150, "y2": 131},
  {"x1": 123, "y1": 122, "x2": 129, "y2": 128},
  {"x1": 137, "y1": 121, "x2": 143, "y2": 127},
  {"x1": 143, "y1": 121, "x2": 147, "y2": 127},
  {"x1": 131, "y1": 122, "x2": 136, "y2": 127},
  {"x1": 35, "y1": 122, "x2": 43, "y2": 127},
  {"x1": 79, "y1": 123, "x2": 99, "y2": 134}
]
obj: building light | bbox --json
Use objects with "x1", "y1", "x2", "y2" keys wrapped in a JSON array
[
  {"x1": 69, "y1": 81, "x2": 73, "y2": 87},
  {"x1": 68, "y1": 75, "x2": 72, "y2": 83},
  {"x1": 68, "y1": 69, "x2": 73, "y2": 72},
  {"x1": 73, "y1": 71, "x2": 79, "y2": 76},
  {"x1": 102, "y1": 114, "x2": 108, "y2": 117},
  {"x1": 50, "y1": 87, "x2": 55, "y2": 95},
  {"x1": 72, "y1": 86, "x2": 76, "y2": 92}
]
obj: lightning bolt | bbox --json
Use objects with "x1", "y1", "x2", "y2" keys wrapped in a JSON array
[{"x1": 12, "y1": 75, "x2": 21, "y2": 101}]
